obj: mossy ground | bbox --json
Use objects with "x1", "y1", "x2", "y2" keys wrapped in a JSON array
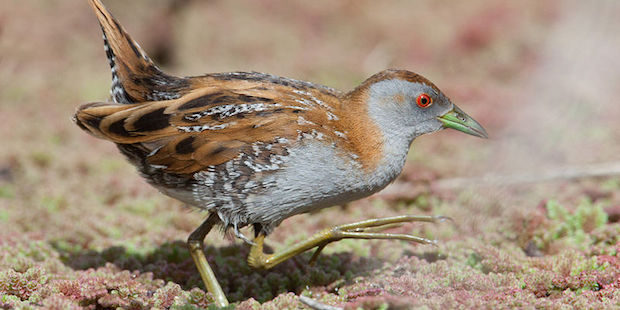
[{"x1": 1, "y1": 0, "x2": 619, "y2": 309}]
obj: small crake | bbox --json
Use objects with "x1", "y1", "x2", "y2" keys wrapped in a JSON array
[{"x1": 74, "y1": 0, "x2": 487, "y2": 306}]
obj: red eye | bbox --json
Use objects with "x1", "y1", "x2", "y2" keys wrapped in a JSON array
[{"x1": 416, "y1": 93, "x2": 432, "y2": 108}]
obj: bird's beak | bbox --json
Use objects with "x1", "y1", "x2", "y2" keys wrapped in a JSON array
[{"x1": 437, "y1": 105, "x2": 488, "y2": 138}]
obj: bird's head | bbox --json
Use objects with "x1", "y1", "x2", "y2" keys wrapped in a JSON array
[{"x1": 359, "y1": 69, "x2": 487, "y2": 140}]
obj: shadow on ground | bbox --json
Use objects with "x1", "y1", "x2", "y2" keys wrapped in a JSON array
[{"x1": 52, "y1": 240, "x2": 381, "y2": 303}]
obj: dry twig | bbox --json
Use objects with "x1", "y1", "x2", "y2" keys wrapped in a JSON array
[
  {"x1": 298, "y1": 295, "x2": 343, "y2": 310},
  {"x1": 434, "y1": 162, "x2": 620, "y2": 190}
]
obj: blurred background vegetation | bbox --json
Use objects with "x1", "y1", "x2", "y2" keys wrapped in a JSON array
[{"x1": 0, "y1": 0, "x2": 619, "y2": 308}]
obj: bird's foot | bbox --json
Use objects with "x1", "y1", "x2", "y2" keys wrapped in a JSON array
[
  {"x1": 248, "y1": 215, "x2": 447, "y2": 270},
  {"x1": 307, "y1": 214, "x2": 446, "y2": 264}
]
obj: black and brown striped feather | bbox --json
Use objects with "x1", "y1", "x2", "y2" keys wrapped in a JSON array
[
  {"x1": 75, "y1": 85, "x2": 348, "y2": 176},
  {"x1": 88, "y1": 0, "x2": 189, "y2": 103}
]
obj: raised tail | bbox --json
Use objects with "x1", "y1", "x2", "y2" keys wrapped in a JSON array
[{"x1": 88, "y1": 0, "x2": 189, "y2": 103}]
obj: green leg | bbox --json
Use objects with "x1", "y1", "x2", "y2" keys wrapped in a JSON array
[
  {"x1": 187, "y1": 213, "x2": 229, "y2": 307},
  {"x1": 248, "y1": 215, "x2": 446, "y2": 270}
]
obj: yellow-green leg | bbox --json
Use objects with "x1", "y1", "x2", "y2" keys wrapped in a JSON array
[
  {"x1": 248, "y1": 215, "x2": 446, "y2": 270},
  {"x1": 187, "y1": 213, "x2": 229, "y2": 307}
]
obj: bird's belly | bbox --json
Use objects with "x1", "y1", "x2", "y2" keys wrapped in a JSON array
[{"x1": 240, "y1": 141, "x2": 391, "y2": 227}]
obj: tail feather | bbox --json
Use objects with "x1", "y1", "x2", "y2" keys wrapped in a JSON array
[
  {"x1": 74, "y1": 99, "x2": 180, "y2": 144},
  {"x1": 88, "y1": 0, "x2": 189, "y2": 103},
  {"x1": 74, "y1": 102, "x2": 140, "y2": 140}
]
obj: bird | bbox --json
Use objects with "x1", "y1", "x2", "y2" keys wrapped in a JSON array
[{"x1": 74, "y1": 0, "x2": 488, "y2": 306}]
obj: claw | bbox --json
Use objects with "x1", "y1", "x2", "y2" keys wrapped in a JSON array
[
  {"x1": 434, "y1": 215, "x2": 453, "y2": 223},
  {"x1": 233, "y1": 224, "x2": 256, "y2": 245}
]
